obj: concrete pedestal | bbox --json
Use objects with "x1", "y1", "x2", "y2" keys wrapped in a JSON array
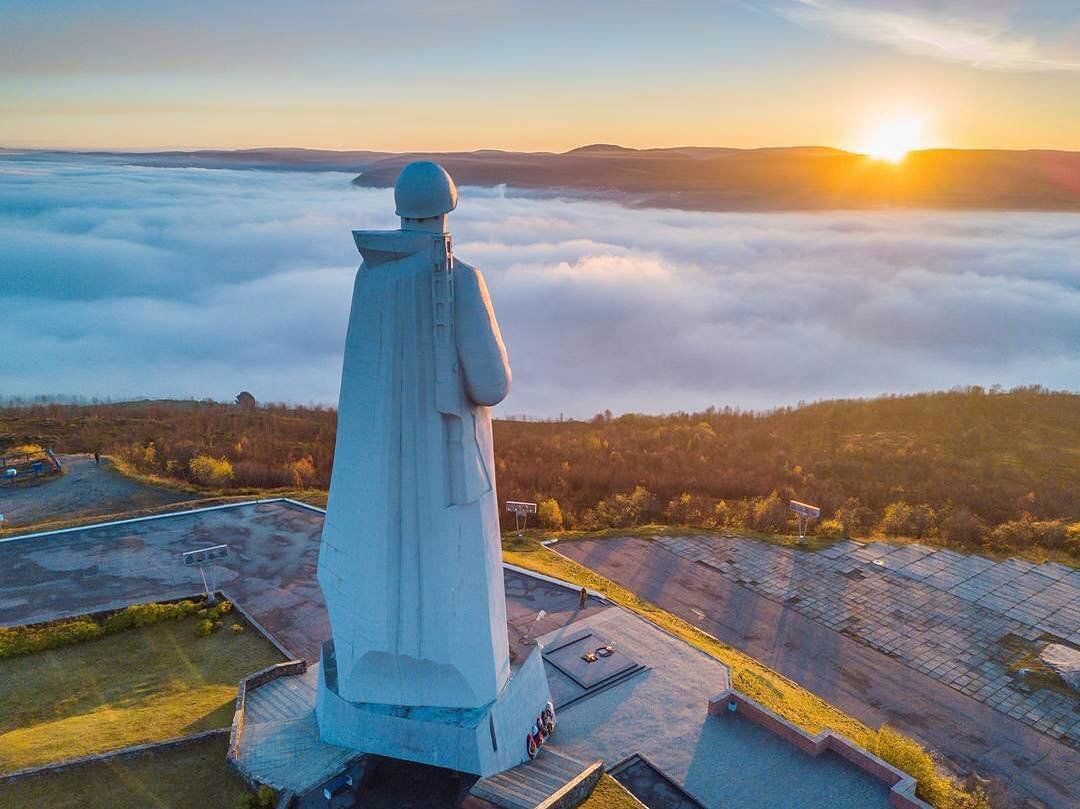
[{"x1": 316, "y1": 640, "x2": 552, "y2": 777}]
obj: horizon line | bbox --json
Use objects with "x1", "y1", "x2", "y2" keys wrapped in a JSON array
[{"x1": 3, "y1": 143, "x2": 1080, "y2": 157}]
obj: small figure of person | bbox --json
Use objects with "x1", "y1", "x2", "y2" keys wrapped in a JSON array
[
  {"x1": 93, "y1": 451, "x2": 100, "y2": 466},
  {"x1": 578, "y1": 586, "x2": 588, "y2": 609},
  {"x1": 541, "y1": 701, "x2": 556, "y2": 735}
]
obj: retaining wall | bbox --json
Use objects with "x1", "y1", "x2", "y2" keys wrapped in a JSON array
[
  {"x1": 0, "y1": 728, "x2": 227, "y2": 785},
  {"x1": 226, "y1": 659, "x2": 309, "y2": 773},
  {"x1": 708, "y1": 690, "x2": 931, "y2": 809}
]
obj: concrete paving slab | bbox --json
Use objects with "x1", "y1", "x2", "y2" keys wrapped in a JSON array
[
  {"x1": 566, "y1": 536, "x2": 1080, "y2": 809},
  {"x1": 540, "y1": 609, "x2": 889, "y2": 809}
]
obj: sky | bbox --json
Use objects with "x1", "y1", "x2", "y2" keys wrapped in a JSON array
[
  {"x1": 2, "y1": 155, "x2": 1077, "y2": 416},
  {"x1": 1, "y1": 1, "x2": 1078, "y2": 152}
]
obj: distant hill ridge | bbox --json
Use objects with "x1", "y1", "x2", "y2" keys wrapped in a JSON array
[
  {"x1": 350, "y1": 144, "x2": 1080, "y2": 212},
  {"x1": 6, "y1": 144, "x2": 1080, "y2": 211}
]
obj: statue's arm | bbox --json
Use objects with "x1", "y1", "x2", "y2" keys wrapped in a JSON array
[{"x1": 454, "y1": 263, "x2": 511, "y2": 406}]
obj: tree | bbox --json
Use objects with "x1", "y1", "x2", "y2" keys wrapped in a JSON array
[
  {"x1": 585, "y1": 485, "x2": 656, "y2": 529},
  {"x1": 752, "y1": 490, "x2": 789, "y2": 533},
  {"x1": 879, "y1": 502, "x2": 914, "y2": 536},
  {"x1": 713, "y1": 499, "x2": 750, "y2": 529},
  {"x1": 837, "y1": 498, "x2": 874, "y2": 538},
  {"x1": 536, "y1": 498, "x2": 564, "y2": 530},
  {"x1": 936, "y1": 506, "x2": 985, "y2": 545},
  {"x1": 289, "y1": 456, "x2": 316, "y2": 488},
  {"x1": 664, "y1": 492, "x2": 715, "y2": 526}
]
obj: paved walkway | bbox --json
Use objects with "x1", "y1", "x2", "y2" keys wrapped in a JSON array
[
  {"x1": 541, "y1": 609, "x2": 890, "y2": 809},
  {"x1": 653, "y1": 535, "x2": 1080, "y2": 746},
  {"x1": 557, "y1": 537, "x2": 1080, "y2": 809},
  {"x1": 238, "y1": 666, "x2": 356, "y2": 793},
  {"x1": 0, "y1": 501, "x2": 608, "y2": 666},
  {"x1": 0, "y1": 500, "x2": 330, "y2": 659},
  {"x1": 0, "y1": 455, "x2": 187, "y2": 529}
]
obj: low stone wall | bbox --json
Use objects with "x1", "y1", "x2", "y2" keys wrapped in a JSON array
[
  {"x1": 226, "y1": 660, "x2": 308, "y2": 773},
  {"x1": 708, "y1": 690, "x2": 931, "y2": 809},
  {"x1": 0, "y1": 728, "x2": 228, "y2": 785},
  {"x1": 221, "y1": 589, "x2": 297, "y2": 660},
  {"x1": 539, "y1": 759, "x2": 604, "y2": 809}
]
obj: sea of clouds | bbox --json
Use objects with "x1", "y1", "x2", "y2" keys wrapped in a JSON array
[{"x1": 1, "y1": 155, "x2": 1078, "y2": 417}]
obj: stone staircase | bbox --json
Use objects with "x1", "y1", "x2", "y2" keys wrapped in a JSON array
[{"x1": 469, "y1": 748, "x2": 603, "y2": 809}]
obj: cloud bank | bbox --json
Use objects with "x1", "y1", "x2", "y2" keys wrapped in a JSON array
[{"x1": 1, "y1": 155, "x2": 1078, "y2": 417}]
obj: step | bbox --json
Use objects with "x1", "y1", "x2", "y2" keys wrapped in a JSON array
[
  {"x1": 470, "y1": 749, "x2": 603, "y2": 809},
  {"x1": 557, "y1": 664, "x2": 648, "y2": 710}
]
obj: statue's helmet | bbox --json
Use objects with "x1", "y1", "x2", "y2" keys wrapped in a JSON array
[{"x1": 394, "y1": 161, "x2": 458, "y2": 219}]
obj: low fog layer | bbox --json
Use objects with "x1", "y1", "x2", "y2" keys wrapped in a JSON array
[{"x1": 1, "y1": 157, "x2": 1078, "y2": 416}]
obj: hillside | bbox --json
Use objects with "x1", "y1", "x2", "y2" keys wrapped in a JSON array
[
  {"x1": 6, "y1": 145, "x2": 1080, "y2": 211},
  {"x1": 351, "y1": 145, "x2": 1080, "y2": 212},
  {"x1": 1, "y1": 388, "x2": 1077, "y2": 557}
]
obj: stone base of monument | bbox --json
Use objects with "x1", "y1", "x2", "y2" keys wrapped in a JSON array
[{"x1": 316, "y1": 640, "x2": 553, "y2": 778}]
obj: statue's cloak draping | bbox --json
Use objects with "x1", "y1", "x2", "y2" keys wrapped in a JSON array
[{"x1": 318, "y1": 231, "x2": 512, "y2": 709}]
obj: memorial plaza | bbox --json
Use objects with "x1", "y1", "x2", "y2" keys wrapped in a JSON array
[{"x1": 0, "y1": 500, "x2": 919, "y2": 807}]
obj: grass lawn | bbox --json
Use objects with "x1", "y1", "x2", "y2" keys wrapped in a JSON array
[
  {"x1": 580, "y1": 774, "x2": 645, "y2": 808},
  {"x1": 0, "y1": 612, "x2": 283, "y2": 773},
  {"x1": 0, "y1": 735, "x2": 251, "y2": 809}
]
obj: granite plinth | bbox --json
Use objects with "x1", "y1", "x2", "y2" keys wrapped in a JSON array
[
  {"x1": 316, "y1": 640, "x2": 552, "y2": 777},
  {"x1": 542, "y1": 630, "x2": 639, "y2": 690}
]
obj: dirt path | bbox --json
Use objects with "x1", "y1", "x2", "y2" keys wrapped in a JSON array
[
  {"x1": 557, "y1": 536, "x2": 1080, "y2": 809},
  {"x1": 0, "y1": 455, "x2": 187, "y2": 528}
]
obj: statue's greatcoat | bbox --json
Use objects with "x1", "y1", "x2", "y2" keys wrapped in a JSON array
[{"x1": 318, "y1": 228, "x2": 512, "y2": 709}]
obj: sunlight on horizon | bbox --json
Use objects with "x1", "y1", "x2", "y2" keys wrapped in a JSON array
[{"x1": 855, "y1": 116, "x2": 930, "y2": 163}]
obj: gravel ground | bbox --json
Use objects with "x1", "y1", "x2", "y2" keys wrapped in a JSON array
[{"x1": 0, "y1": 455, "x2": 186, "y2": 528}]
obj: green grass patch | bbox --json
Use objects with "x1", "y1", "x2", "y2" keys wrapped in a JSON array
[
  {"x1": 997, "y1": 633, "x2": 1073, "y2": 698},
  {"x1": 580, "y1": 774, "x2": 644, "y2": 808},
  {"x1": 0, "y1": 735, "x2": 253, "y2": 809},
  {"x1": 0, "y1": 608, "x2": 283, "y2": 772},
  {"x1": 502, "y1": 539, "x2": 989, "y2": 809}
]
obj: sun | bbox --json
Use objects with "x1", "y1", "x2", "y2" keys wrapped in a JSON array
[{"x1": 857, "y1": 116, "x2": 926, "y2": 163}]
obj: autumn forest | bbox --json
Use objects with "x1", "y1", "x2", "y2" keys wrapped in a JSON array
[{"x1": 1, "y1": 387, "x2": 1077, "y2": 558}]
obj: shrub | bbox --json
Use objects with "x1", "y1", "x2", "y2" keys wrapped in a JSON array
[
  {"x1": 536, "y1": 498, "x2": 564, "y2": 530},
  {"x1": 218, "y1": 600, "x2": 233, "y2": 614},
  {"x1": 751, "y1": 490, "x2": 789, "y2": 533},
  {"x1": 713, "y1": 499, "x2": 750, "y2": 529},
  {"x1": 877, "y1": 501, "x2": 934, "y2": 538},
  {"x1": 189, "y1": 454, "x2": 234, "y2": 487},
  {"x1": 816, "y1": 518, "x2": 845, "y2": 539},
  {"x1": 988, "y1": 515, "x2": 1070, "y2": 551},
  {"x1": 0, "y1": 599, "x2": 202, "y2": 659},
  {"x1": 255, "y1": 785, "x2": 276, "y2": 808},
  {"x1": 583, "y1": 486, "x2": 656, "y2": 529},
  {"x1": 1068, "y1": 522, "x2": 1080, "y2": 554},
  {"x1": 663, "y1": 492, "x2": 716, "y2": 527},
  {"x1": 194, "y1": 619, "x2": 215, "y2": 637},
  {"x1": 837, "y1": 498, "x2": 875, "y2": 538},
  {"x1": 288, "y1": 456, "x2": 317, "y2": 488},
  {"x1": 863, "y1": 726, "x2": 990, "y2": 808},
  {"x1": 231, "y1": 623, "x2": 245, "y2": 633},
  {"x1": 935, "y1": 506, "x2": 986, "y2": 545}
]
